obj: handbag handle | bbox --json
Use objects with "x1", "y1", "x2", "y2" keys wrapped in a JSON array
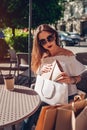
[
  {"x1": 56, "y1": 60, "x2": 64, "y2": 72},
  {"x1": 50, "y1": 60, "x2": 64, "y2": 80},
  {"x1": 72, "y1": 98, "x2": 87, "y2": 112},
  {"x1": 41, "y1": 79, "x2": 55, "y2": 99}
]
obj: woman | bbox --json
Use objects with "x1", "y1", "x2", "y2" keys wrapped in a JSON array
[
  {"x1": 21, "y1": 24, "x2": 86, "y2": 130},
  {"x1": 32, "y1": 24, "x2": 85, "y2": 95}
]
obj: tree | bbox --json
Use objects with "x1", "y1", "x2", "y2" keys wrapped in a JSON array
[
  {"x1": 32, "y1": 0, "x2": 63, "y2": 29},
  {"x1": 0, "y1": 0, "x2": 63, "y2": 33},
  {"x1": 0, "y1": 0, "x2": 29, "y2": 36}
]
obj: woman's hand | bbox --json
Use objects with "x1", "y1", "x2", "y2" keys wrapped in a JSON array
[
  {"x1": 40, "y1": 64, "x2": 53, "y2": 74},
  {"x1": 56, "y1": 72, "x2": 71, "y2": 84},
  {"x1": 56, "y1": 72, "x2": 81, "y2": 84}
]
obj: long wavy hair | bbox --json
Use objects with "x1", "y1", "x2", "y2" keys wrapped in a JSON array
[{"x1": 31, "y1": 24, "x2": 59, "y2": 74}]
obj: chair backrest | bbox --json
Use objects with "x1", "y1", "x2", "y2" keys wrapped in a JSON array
[
  {"x1": 17, "y1": 53, "x2": 29, "y2": 66},
  {"x1": 76, "y1": 52, "x2": 87, "y2": 65},
  {"x1": 8, "y1": 49, "x2": 17, "y2": 61}
]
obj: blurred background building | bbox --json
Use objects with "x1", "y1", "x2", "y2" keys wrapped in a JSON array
[{"x1": 58, "y1": 0, "x2": 87, "y2": 37}]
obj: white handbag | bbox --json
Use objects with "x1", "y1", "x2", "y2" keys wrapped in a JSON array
[
  {"x1": 35, "y1": 75, "x2": 68, "y2": 105},
  {"x1": 41, "y1": 60, "x2": 64, "y2": 81},
  {"x1": 35, "y1": 60, "x2": 68, "y2": 105}
]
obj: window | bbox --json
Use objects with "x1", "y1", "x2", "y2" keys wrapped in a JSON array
[{"x1": 84, "y1": 6, "x2": 87, "y2": 14}]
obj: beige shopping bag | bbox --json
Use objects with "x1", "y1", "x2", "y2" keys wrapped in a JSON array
[
  {"x1": 55, "y1": 99, "x2": 87, "y2": 130},
  {"x1": 35, "y1": 105, "x2": 62, "y2": 130},
  {"x1": 35, "y1": 106, "x2": 51, "y2": 130}
]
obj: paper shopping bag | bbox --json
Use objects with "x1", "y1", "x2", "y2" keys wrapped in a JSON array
[
  {"x1": 35, "y1": 105, "x2": 62, "y2": 130},
  {"x1": 35, "y1": 106, "x2": 51, "y2": 130},
  {"x1": 55, "y1": 99, "x2": 87, "y2": 130},
  {"x1": 76, "y1": 106, "x2": 87, "y2": 130}
]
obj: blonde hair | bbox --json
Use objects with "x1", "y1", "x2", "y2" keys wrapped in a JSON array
[{"x1": 31, "y1": 24, "x2": 59, "y2": 74}]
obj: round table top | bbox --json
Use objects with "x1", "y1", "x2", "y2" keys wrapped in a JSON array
[{"x1": 0, "y1": 85, "x2": 41, "y2": 127}]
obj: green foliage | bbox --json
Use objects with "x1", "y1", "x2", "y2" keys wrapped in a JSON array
[
  {"x1": 0, "y1": 0, "x2": 29, "y2": 28},
  {"x1": 4, "y1": 28, "x2": 31, "y2": 53},
  {"x1": 0, "y1": 0, "x2": 64, "y2": 54},
  {"x1": 32, "y1": 0, "x2": 63, "y2": 28},
  {"x1": 0, "y1": 0, "x2": 63, "y2": 29},
  {"x1": 0, "y1": 39, "x2": 10, "y2": 60},
  {"x1": 12, "y1": 34, "x2": 28, "y2": 52}
]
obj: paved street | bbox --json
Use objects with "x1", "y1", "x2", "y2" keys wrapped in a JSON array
[
  {"x1": 64, "y1": 46, "x2": 87, "y2": 54},
  {"x1": 79, "y1": 41, "x2": 87, "y2": 47},
  {"x1": 64, "y1": 41, "x2": 87, "y2": 54}
]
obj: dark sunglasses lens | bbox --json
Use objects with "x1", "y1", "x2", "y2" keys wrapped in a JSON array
[
  {"x1": 47, "y1": 34, "x2": 54, "y2": 42},
  {"x1": 39, "y1": 39, "x2": 47, "y2": 46},
  {"x1": 39, "y1": 34, "x2": 54, "y2": 46}
]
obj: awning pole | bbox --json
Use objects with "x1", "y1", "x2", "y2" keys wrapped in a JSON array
[{"x1": 28, "y1": 0, "x2": 32, "y2": 87}]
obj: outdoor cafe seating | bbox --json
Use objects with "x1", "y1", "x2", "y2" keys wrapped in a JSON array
[{"x1": 0, "y1": 50, "x2": 30, "y2": 77}]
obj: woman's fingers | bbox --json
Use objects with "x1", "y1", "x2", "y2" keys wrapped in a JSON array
[
  {"x1": 56, "y1": 72, "x2": 71, "y2": 84},
  {"x1": 56, "y1": 72, "x2": 67, "y2": 79},
  {"x1": 41, "y1": 64, "x2": 53, "y2": 73}
]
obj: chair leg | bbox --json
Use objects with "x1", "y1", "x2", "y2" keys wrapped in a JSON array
[
  {"x1": 12, "y1": 125, "x2": 16, "y2": 130},
  {"x1": 0, "y1": 70, "x2": 2, "y2": 75},
  {"x1": 9, "y1": 62, "x2": 12, "y2": 75},
  {"x1": 13, "y1": 63, "x2": 17, "y2": 77},
  {"x1": 16, "y1": 67, "x2": 20, "y2": 77},
  {"x1": 14, "y1": 70, "x2": 16, "y2": 77}
]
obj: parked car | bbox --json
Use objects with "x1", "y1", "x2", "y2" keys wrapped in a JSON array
[
  {"x1": 58, "y1": 31, "x2": 75, "y2": 47},
  {"x1": 66, "y1": 32, "x2": 81, "y2": 44}
]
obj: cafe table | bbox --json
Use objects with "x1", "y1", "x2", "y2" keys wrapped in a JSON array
[{"x1": 0, "y1": 85, "x2": 41, "y2": 130}]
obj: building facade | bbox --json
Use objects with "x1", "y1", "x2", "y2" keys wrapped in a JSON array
[{"x1": 58, "y1": 0, "x2": 87, "y2": 36}]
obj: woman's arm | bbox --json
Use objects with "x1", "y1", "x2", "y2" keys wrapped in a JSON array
[
  {"x1": 56, "y1": 72, "x2": 81, "y2": 85},
  {"x1": 70, "y1": 75, "x2": 81, "y2": 84}
]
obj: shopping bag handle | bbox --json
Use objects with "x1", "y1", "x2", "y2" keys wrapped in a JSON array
[{"x1": 72, "y1": 98, "x2": 87, "y2": 112}]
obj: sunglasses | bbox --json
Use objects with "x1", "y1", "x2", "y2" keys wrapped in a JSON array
[{"x1": 39, "y1": 33, "x2": 54, "y2": 46}]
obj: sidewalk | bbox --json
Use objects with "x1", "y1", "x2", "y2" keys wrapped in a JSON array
[{"x1": 64, "y1": 46, "x2": 87, "y2": 54}]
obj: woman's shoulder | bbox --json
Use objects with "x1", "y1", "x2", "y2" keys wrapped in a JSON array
[
  {"x1": 62, "y1": 48, "x2": 74, "y2": 56},
  {"x1": 42, "y1": 52, "x2": 49, "y2": 58}
]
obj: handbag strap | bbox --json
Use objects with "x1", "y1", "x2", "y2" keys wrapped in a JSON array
[
  {"x1": 49, "y1": 61, "x2": 56, "y2": 80},
  {"x1": 50, "y1": 60, "x2": 64, "y2": 80},
  {"x1": 56, "y1": 60, "x2": 64, "y2": 72}
]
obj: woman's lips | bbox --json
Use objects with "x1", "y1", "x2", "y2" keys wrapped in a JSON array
[{"x1": 47, "y1": 45, "x2": 52, "y2": 48}]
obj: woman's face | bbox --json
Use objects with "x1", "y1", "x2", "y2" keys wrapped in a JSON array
[{"x1": 38, "y1": 31, "x2": 57, "y2": 52}]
